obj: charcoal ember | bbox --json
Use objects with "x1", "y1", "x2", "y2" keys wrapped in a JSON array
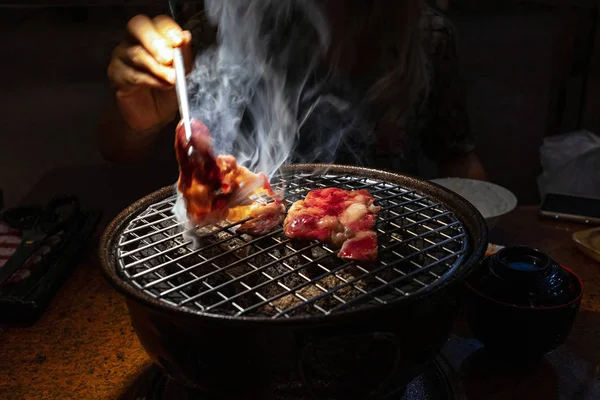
[
  {"x1": 129, "y1": 215, "x2": 382, "y2": 316},
  {"x1": 312, "y1": 274, "x2": 364, "y2": 308},
  {"x1": 250, "y1": 232, "x2": 284, "y2": 249},
  {"x1": 262, "y1": 271, "x2": 372, "y2": 317},
  {"x1": 155, "y1": 224, "x2": 310, "y2": 314},
  {"x1": 310, "y1": 246, "x2": 335, "y2": 261},
  {"x1": 227, "y1": 237, "x2": 258, "y2": 259},
  {"x1": 270, "y1": 292, "x2": 304, "y2": 314}
]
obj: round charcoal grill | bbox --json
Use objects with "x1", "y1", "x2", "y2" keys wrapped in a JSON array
[
  {"x1": 100, "y1": 165, "x2": 487, "y2": 399},
  {"x1": 115, "y1": 168, "x2": 470, "y2": 318}
]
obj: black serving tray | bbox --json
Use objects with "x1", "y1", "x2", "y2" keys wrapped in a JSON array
[{"x1": 0, "y1": 208, "x2": 102, "y2": 326}]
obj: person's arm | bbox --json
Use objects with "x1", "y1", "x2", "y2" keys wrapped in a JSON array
[
  {"x1": 420, "y1": 9, "x2": 488, "y2": 180},
  {"x1": 97, "y1": 93, "x2": 175, "y2": 163}
]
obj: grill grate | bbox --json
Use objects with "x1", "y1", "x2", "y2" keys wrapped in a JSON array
[{"x1": 116, "y1": 172, "x2": 468, "y2": 319}]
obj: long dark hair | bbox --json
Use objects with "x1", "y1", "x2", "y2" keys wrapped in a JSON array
[{"x1": 325, "y1": 0, "x2": 429, "y2": 128}]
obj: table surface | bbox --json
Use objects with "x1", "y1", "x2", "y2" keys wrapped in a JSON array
[{"x1": 0, "y1": 205, "x2": 598, "y2": 400}]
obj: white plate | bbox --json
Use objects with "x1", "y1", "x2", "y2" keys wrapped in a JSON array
[
  {"x1": 431, "y1": 178, "x2": 518, "y2": 227},
  {"x1": 573, "y1": 227, "x2": 600, "y2": 263}
]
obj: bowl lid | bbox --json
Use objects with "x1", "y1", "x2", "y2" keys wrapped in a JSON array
[{"x1": 467, "y1": 246, "x2": 579, "y2": 307}]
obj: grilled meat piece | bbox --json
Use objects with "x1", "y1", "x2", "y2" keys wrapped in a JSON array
[
  {"x1": 283, "y1": 188, "x2": 380, "y2": 261},
  {"x1": 175, "y1": 119, "x2": 284, "y2": 234},
  {"x1": 338, "y1": 230, "x2": 378, "y2": 261},
  {"x1": 236, "y1": 202, "x2": 287, "y2": 236}
]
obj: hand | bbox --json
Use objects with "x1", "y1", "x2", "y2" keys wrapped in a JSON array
[{"x1": 107, "y1": 14, "x2": 193, "y2": 132}]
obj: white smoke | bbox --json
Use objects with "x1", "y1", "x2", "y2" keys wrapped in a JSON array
[
  {"x1": 187, "y1": 0, "x2": 334, "y2": 179},
  {"x1": 174, "y1": 0, "x2": 374, "y2": 241}
]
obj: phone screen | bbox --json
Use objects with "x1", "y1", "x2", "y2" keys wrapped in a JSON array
[{"x1": 541, "y1": 193, "x2": 600, "y2": 219}]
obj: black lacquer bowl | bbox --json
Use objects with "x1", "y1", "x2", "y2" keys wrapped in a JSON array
[{"x1": 465, "y1": 246, "x2": 583, "y2": 361}]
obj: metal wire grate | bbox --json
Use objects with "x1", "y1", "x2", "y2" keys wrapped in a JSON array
[{"x1": 115, "y1": 172, "x2": 468, "y2": 319}]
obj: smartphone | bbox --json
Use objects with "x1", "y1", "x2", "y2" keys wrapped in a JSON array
[{"x1": 540, "y1": 193, "x2": 600, "y2": 224}]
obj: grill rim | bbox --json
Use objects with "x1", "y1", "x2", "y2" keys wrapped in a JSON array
[{"x1": 99, "y1": 164, "x2": 488, "y2": 326}]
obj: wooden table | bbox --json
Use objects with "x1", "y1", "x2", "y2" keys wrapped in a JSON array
[{"x1": 0, "y1": 206, "x2": 598, "y2": 399}]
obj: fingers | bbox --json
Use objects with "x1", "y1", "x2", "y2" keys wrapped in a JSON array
[
  {"x1": 127, "y1": 14, "x2": 177, "y2": 65},
  {"x1": 153, "y1": 15, "x2": 185, "y2": 47},
  {"x1": 117, "y1": 44, "x2": 176, "y2": 84},
  {"x1": 108, "y1": 56, "x2": 173, "y2": 92},
  {"x1": 150, "y1": 16, "x2": 193, "y2": 73},
  {"x1": 124, "y1": 14, "x2": 193, "y2": 72},
  {"x1": 181, "y1": 31, "x2": 194, "y2": 73},
  {"x1": 109, "y1": 14, "x2": 194, "y2": 92}
]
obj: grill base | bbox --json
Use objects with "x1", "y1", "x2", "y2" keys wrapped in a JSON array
[{"x1": 121, "y1": 356, "x2": 465, "y2": 400}]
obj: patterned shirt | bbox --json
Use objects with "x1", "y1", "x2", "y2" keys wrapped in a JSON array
[{"x1": 183, "y1": 5, "x2": 474, "y2": 178}]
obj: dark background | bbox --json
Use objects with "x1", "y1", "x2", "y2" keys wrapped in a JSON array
[{"x1": 0, "y1": 0, "x2": 598, "y2": 214}]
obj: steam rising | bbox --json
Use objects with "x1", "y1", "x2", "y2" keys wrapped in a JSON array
[
  {"x1": 187, "y1": 0, "x2": 366, "y2": 178},
  {"x1": 174, "y1": 0, "x2": 373, "y2": 240}
]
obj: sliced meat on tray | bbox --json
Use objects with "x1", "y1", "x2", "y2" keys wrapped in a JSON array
[{"x1": 283, "y1": 188, "x2": 381, "y2": 261}]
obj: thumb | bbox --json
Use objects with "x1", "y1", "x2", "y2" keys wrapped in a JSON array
[{"x1": 181, "y1": 30, "x2": 194, "y2": 74}]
